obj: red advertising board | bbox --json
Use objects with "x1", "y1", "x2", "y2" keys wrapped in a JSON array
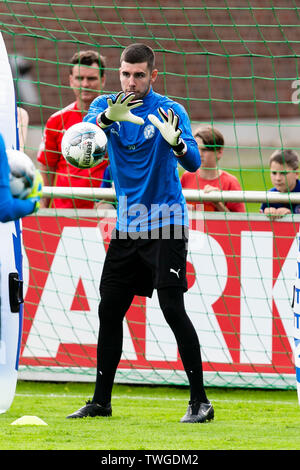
[{"x1": 19, "y1": 213, "x2": 299, "y2": 388}]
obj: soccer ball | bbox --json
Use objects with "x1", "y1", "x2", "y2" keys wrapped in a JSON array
[
  {"x1": 61, "y1": 122, "x2": 107, "y2": 169},
  {"x1": 7, "y1": 149, "x2": 36, "y2": 199}
]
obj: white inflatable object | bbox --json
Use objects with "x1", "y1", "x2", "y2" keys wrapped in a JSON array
[{"x1": 0, "y1": 32, "x2": 24, "y2": 414}]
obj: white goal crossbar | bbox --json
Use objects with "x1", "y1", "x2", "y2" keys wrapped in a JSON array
[{"x1": 42, "y1": 187, "x2": 300, "y2": 204}]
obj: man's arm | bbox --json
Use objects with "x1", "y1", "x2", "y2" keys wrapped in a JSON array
[
  {"x1": 39, "y1": 162, "x2": 55, "y2": 208},
  {"x1": 0, "y1": 188, "x2": 37, "y2": 222},
  {"x1": 0, "y1": 135, "x2": 42, "y2": 222},
  {"x1": 37, "y1": 115, "x2": 61, "y2": 208},
  {"x1": 148, "y1": 106, "x2": 201, "y2": 173}
]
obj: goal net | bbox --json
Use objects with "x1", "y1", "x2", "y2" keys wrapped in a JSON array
[{"x1": 1, "y1": 0, "x2": 299, "y2": 389}]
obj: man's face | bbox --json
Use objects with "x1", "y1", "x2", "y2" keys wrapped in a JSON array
[
  {"x1": 69, "y1": 62, "x2": 105, "y2": 108},
  {"x1": 119, "y1": 61, "x2": 158, "y2": 100}
]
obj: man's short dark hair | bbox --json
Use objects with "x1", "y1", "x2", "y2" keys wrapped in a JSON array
[
  {"x1": 70, "y1": 50, "x2": 106, "y2": 77},
  {"x1": 120, "y1": 43, "x2": 155, "y2": 71}
]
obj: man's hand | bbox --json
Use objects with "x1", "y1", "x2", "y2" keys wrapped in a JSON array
[
  {"x1": 97, "y1": 92, "x2": 144, "y2": 127},
  {"x1": 26, "y1": 169, "x2": 43, "y2": 212},
  {"x1": 148, "y1": 107, "x2": 187, "y2": 155}
]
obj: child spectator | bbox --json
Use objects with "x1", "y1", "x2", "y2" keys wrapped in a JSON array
[
  {"x1": 261, "y1": 148, "x2": 300, "y2": 216},
  {"x1": 181, "y1": 125, "x2": 245, "y2": 212}
]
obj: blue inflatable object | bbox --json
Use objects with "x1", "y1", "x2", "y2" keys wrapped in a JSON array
[{"x1": 0, "y1": 32, "x2": 24, "y2": 413}]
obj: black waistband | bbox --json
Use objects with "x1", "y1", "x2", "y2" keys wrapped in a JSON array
[{"x1": 114, "y1": 225, "x2": 189, "y2": 240}]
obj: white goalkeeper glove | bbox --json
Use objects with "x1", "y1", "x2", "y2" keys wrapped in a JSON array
[
  {"x1": 26, "y1": 169, "x2": 43, "y2": 213},
  {"x1": 97, "y1": 91, "x2": 144, "y2": 128},
  {"x1": 148, "y1": 107, "x2": 187, "y2": 156}
]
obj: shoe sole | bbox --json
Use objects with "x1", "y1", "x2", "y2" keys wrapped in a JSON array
[
  {"x1": 66, "y1": 406, "x2": 112, "y2": 419},
  {"x1": 180, "y1": 410, "x2": 214, "y2": 423},
  {"x1": 66, "y1": 413, "x2": 112, "y2": 418}
]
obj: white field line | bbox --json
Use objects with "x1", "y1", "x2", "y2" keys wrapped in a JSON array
[{"x1": 15, "y1": 392, "x2": 298, "y2": 406}]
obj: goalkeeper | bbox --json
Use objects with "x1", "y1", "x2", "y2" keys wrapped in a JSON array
[
  {"x1": 67, "y1": 43, "x2": 213, "y2": 424},
  {"x1": 0, "y1": 133, "x2": 42, "y2": 222}
]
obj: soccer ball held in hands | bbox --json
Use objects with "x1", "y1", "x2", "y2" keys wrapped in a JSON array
[
  {"x1": 7, "y1": 149, "x2": 37, "y2": 199},
  {"x1": 61, "y1": 122, "x2": 107, "y2": 169}
]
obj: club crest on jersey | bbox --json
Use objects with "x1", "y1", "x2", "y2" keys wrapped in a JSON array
[{"x1": 144, "y1": 124, "x2": 155, "y2": 140}]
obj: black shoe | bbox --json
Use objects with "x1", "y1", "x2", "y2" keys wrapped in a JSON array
[
  {"x1": 180, "y1": 400, "x2": 214, "y2": 423},
  {"x1": 66, "y1": 400, "x2": 112, "y2": 419}
]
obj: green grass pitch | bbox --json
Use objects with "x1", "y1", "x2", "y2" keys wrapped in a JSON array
[{"x1": 0, "y1": 380, "x2": 300, "y2": 450}]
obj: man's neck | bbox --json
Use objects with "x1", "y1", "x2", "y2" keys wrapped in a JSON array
[{"x1": 76, "y1": 99, "x2": 91, "y2": 113}]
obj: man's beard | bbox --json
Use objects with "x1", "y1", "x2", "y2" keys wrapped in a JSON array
[{"x1": 126, "y1": 84, "x2": 151, "y2": 101}]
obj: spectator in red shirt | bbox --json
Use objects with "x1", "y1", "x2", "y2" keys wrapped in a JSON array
[
  {"x1": 181, "y1": 125, "x2": 245, "y2": 212},
  {"x1": 37, "y1": 50, "x2": 108, "y2": 208}
]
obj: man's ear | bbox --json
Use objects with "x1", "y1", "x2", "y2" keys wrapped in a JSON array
[{"x1": 150, "y1": 68, "x2": 158, "y2": 85}]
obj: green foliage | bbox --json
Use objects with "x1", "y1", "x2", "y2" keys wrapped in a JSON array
[{"x1": 0, "y1": 381, "x2": 299, "y2": 450}]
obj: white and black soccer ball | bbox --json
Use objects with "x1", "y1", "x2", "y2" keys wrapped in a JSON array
[
  {"x1": 61, "y1": 122, "x2": 107, "y2": 169},
  {"x1": 7, "y1": 149, "x2": 36, "y2": 199}
]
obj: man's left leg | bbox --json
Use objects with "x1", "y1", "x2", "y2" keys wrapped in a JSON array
[{"x1": 157, "y1": 286, "x2": 214, "y2": 423}]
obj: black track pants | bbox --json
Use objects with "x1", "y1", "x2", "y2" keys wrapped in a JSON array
[{"x1": 93, "y1": 287, "x2": 207, "y2": 405}]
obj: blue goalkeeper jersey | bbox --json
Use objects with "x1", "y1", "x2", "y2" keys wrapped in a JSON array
[
  {"x1": 0, "y1": 133, "x2": 35, "y2": 223},
  {"x1": 85, "y1": 87, "x2": 201, "y2": 232}
]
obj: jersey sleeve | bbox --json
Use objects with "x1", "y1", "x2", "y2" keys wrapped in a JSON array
[
  {"x1": 0, "y1": 134, "x2": 36, "y2": 222},
  {"x1": 169, "y1": 102, "x2": 201, "y2": 173},
  {"x1": 37, "y1": 115, "x2": 61, "y2": 168},
  {"x1": 0, "y1": 187, "x2": 36, "y2": 222},
  {"x1": 84, "y1": 95, "x2": 109, "y2": 126}
]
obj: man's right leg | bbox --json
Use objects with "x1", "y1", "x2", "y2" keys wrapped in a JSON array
[
  {"x1": 66, "y1": 288, "x2": 134, "y2": 418},
  {"x1": 92, "y1": 287, "x2": 134, "y2": 406}
]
